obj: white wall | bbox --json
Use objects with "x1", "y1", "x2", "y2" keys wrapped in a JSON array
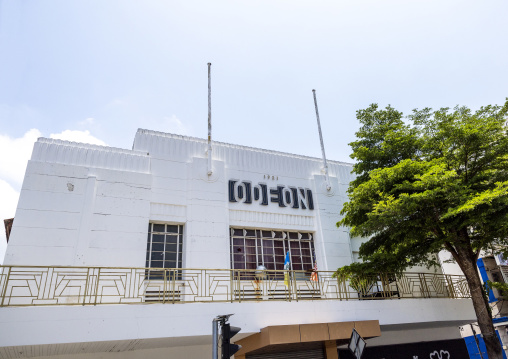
[
  {"x1": 4, "y1": 130, "x2": 457, "y2": 277},
  {"x1": 4, "y1": 144, "x2": 151, "y2": 267},
  {"x1": 5, "y1": 131, "x2": 358, "y2": 272},
  {"x1": 0, "y1": 299, "x2": 476, "y2": 349}
]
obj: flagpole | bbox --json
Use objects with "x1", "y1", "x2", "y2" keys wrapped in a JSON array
[
  {"x1": 207, "y1": 63, "x2": 213, "y2": 176},
  {"x1": 312, "y1": 89, "x2": 331, "y2": 191}
]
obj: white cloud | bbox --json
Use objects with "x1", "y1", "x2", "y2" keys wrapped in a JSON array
[
  {"x1": 50, "y1": 130, "x2": 107, "y2": 146},
  {"x1": 163, "y1": 115, "x2": 190, "y2": 136},
  {"x1": 0, "y1": 129, "x2": 106, "y2": 191},
  {"x1": 0, "y1": 180, "x2": 20, "y2": 264},
  {"x1": 0, "y1": 128, "x2": 42, "y2": 189}
]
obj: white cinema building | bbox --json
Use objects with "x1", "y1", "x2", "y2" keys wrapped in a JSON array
[{"x1": 0, "y1": 129, "x2": 476, "y2": 359}]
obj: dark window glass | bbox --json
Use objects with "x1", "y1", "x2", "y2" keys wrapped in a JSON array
[
  {"x1": 289, "y1": 232, "x2": 299, "y2": 239},
  {"x1": 165, "y1": 243, "x2": 177, "y2": 252},
  {"x1": 152, "y1": 251, "x2": 164, "y2": 259},
  {"x1": 153, "y1": 224, "x2": 165, "y2": 233},
  {"x1": 152, "y1": 234, "x2": 165, "y2": 243},
  {"x1": 165, "y1": 260, "x2": 177, "y2": 268},
  {"x1": 146, "y1": 223, "x2": 184, "y2": 276},
  {"x1": 151, "y1": 242, "x2": 164, "y2": 252},
  {"x1": 165, "y1": 251, "x2": 177, "y2": 260},
  {"x1": 166, "y1": 235, "x2": 178, "y2": 244},
  {"x1": 230, "y1": 228, "x2": 315, "y2": 275},
  {"x1": 151, "y1": 260, "x2": 163, "y2": 268},
  {"x1": 234, "y1": 261, "x2": 245, "y2": 270},
  {"x1": 167, "y1": 225, "x2": 179, "y2": 233},
  {"x1": 263, "y1": 246, "x2": 274, "y2": 255},
  {"x1": 289, "y1": 241, "x2": 300, "y2": 250},
  {"x1": 265, "y1": 262, "x2": 275, "y2": 270}
]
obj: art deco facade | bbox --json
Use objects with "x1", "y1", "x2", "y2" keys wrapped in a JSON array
[{"x1": 0, "y1": 130, "x2": 475, "y2": 359}]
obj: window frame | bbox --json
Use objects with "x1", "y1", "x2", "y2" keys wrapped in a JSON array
[
  {"x1": 230, "y1": 228, "x2": 316, "y2": 273},
  {"x1": 146, "y1": 222, "x2": 184, "y2": 270}
]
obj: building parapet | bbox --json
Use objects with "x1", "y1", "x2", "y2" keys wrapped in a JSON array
[
  {"x1": 31, "y1": 138, "x2": 151, "y2": 173},
  {"x1": 133, "y1": 129, "x2": 354, "y2": 181},
  {"x1": 0, "y1": 265, "x2": 470, "y2": 307}
]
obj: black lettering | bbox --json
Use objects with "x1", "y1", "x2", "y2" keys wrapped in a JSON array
[
  {"x1": 299, "y1": 188, "x2": 307, "y2": 209},
  {"x1": 259, "y1": 184, "x2": 268, "y2": 205},
  {"x1": 228, "y1": 180, "x2": 237, "y2": 202},
  {"x1": 254, "y1": 186, "x2": 260, "y2": 201},
  {"x1": 284, "y1": 189, "x2": 291, "y2": 205},
  {"x1": 270, "y1": 186, "x2": 286, "y2": 207},
  {"x1": 230, "y1": 180, "x2": 310, "y2": 209},
  {"x1": 307, "y1": 189, "x2": 314, "y2": 210},
  {"x1": 243, "y1": 182, "x2": 252, "y2": 204},
  {"x1": 290, "y1": 187, "x2": 299, "y2": 208}
]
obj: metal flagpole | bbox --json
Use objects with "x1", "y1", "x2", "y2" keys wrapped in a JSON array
[
  {"x1": 207, "y1": 63, "x2": 213, "y2": 176},
  {"x1": 312, "y1": 89, "x2": 331, "y2": 191}
]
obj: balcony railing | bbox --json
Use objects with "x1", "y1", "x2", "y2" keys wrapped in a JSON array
[{"x1": 0, "y1": 265, "x2": 470, "y2": 307}]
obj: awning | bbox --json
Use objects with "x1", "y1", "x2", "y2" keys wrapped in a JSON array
[{"x1": 234, "y1": 320, "x2": 380, "y2": 359}]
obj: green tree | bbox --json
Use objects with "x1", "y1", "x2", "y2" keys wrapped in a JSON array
[{"x1": 338, "y1": 100, "x2": 508, "y2": 359}]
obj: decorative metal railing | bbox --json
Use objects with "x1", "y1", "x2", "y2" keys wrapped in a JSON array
[{"x1": 0, "y1": 265, "x2": 470, "y2": 307}]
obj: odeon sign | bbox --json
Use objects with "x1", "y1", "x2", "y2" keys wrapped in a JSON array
[{"x1": 228, "y1": 180, "x2": 314, "y2": 210}]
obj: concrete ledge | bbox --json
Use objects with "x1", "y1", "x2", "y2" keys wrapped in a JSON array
[{"x1": 0, "y1": 298, "x2": 475, "y2": 353}]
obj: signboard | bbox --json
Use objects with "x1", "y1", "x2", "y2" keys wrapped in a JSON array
[
  {"x1": 338, "y1": 338, "x2": 469, "y2": 359},
  {"x1": 228, "y1": 180, "x2": 314, "y2": 210},
  {"x1": 349, "y1": 328, "x2": 366, "y2": 359}
]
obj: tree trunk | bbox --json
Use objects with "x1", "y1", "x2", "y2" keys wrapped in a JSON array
[{"x1": 456, "y1": 245, "x2": 504, "y2": 359}]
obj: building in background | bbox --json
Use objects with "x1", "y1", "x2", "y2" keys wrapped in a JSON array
[
  {"x1": 439, "y1": 247, "x2": 508, "y2": 357},
  {"x1": 0, "y1": 130, "x2": 475, "y2": 359}
]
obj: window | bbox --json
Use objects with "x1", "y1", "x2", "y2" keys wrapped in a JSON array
[
  {"x1": 146, "y1": 223, "x2": 183, "y2": 271},
  {"x1": 230, "y1": 228, "x2": 315, "y2": 272}
]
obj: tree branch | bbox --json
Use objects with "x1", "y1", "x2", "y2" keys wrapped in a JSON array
[{"x1": 444, "y1": 241, "x2": 460, "y2": 263}]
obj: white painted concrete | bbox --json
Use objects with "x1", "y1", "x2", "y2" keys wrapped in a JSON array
[
  {"x1": 5, "y1": 130, "x2": 357, "y2": 271},
  {"x1": 0, "y1": 130, "x2": 476, "y2": 358},
  {"x1": 0, "y1": 345, "x2": 212, "y2": 359},
  {"x1": 0, "y1": 299, "x2": 475, "y2": 348}
]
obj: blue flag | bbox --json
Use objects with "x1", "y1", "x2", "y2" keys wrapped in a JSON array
[{"x1": 284, "y1": 251, "x2": 290, "y2": 286}]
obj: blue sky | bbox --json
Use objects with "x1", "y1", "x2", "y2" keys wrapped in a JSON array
[{"x1": 0, "y1": 0, "x2": 507, "y2": 261}]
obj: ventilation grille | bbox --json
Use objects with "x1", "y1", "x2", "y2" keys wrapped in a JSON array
[{"x1": 144, "y1": 290, "x2": 181, "y2": 303}]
